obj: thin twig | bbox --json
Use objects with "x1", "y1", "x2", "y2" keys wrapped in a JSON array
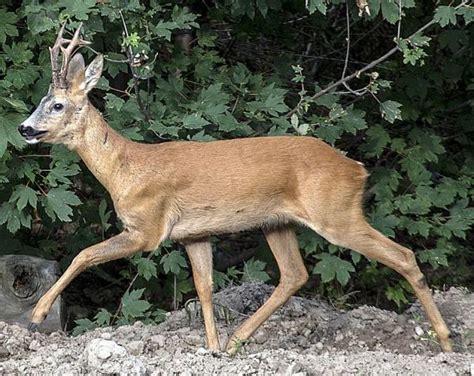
[
  {"x1": 111, "y1": 250, "x2": 156, "y2": 325},
  {"x1": 62, "y1": 30, "x2": 129, "y2": 63},
  {"x1": 341, "y1": 2, "x2": 351, "y2": 82},
  {"x1": 397, "y1": 0, "x2": 402, "y2": 40},
  {"x1": 341, "y1": 1, "x2": 366, "y2": 97},
  {"x1": 119, "y1": 10, "x2": 151, "y2": 123},
  {"x1": 286, "y1": 2, "x2": 466, "y2": 117}
]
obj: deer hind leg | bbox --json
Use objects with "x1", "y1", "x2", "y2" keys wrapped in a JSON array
[
  {"x1": 313, "y1": 219, "x2": 452, "y2": 352},
  {"x1": 185, "y1": 239, "x2": 220, "y2": 351},
  {"x1": 225, "y1": 226, "x2": 309, "y2": 355}
]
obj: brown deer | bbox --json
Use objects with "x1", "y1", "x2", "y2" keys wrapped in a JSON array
[{"x1": 19, "y1": 24, "x2": 452, "y2": 354}]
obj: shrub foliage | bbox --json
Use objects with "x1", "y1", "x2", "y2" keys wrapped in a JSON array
[{"x1": 0, "y1": 1, "x2": 472, "y2": 328}]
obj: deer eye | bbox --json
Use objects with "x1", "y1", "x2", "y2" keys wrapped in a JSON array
[{"x1": 53, "y1": 103, "x2": 64, "y2": 111}]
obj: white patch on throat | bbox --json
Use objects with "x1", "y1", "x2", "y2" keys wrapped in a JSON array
[{"x1": 25, "y1": 138, "x2": 40, "y2": 145}]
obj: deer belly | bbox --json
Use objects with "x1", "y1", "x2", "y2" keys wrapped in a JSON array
[{"x1": 168, "y1": 206, "x2": 287, "y2": 240}]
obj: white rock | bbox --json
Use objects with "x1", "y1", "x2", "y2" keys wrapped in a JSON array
[
  {"x1": 150, "y1": 335, "x2": 166, "y2": 347},
  {"x1": 126, "y1": 340, "x2": 145, "y2": 356},
  {"x1": 30, "y1": 356, "x2": 42, "y2": 367},
  {"x1": 414, "y1": 326, "x2": 424, "y2": 336},
  {"x1": 195, "y1": 347, "x2": 208, "y2": 355},
  {"x1": 29, "y1": 340, "x2": 41, "y2": 351},
  {"x1": 84, "y1": 339, "x2": 146, "y2": 375}
]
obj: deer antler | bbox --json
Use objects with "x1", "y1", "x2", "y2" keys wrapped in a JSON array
[{"x1": 49, "y1": 22, "x2": 91, "y2": 89}]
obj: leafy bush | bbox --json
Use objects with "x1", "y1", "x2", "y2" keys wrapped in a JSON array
[{"x1": 0, "y1": 1, "x2": 472, "y2": 329}]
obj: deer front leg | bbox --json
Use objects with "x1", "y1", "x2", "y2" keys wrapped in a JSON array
[
  {"x1": 30, "y1": 230, "x2": 148, "y2": 327},
  {"x1": 185, "y1": 239, "x2": 220, "y2": 351}
]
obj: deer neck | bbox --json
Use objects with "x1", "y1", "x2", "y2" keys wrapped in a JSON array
[{"x1": 71, "y1": 105, "x2": 131, "y2": 196}]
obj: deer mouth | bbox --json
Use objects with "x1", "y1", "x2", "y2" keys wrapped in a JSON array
[{"x1": 24, "y1": 130, "x2": 48, "y2": 144}]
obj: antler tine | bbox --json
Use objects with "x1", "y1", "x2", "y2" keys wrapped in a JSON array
[
  {"x1": 50, "y1": 22, "x2": 92, "y2": 88},
  {"x1": 49, "y1": 22, "x2": 67, "y2": 88},
  {"x1": 59, "y1": 22, "x2": 92, "y2": 87}
]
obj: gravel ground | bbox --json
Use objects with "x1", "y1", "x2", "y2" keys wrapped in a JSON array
[{"x1": 0, "y1": 283, "x2": 473, "y2": 375}]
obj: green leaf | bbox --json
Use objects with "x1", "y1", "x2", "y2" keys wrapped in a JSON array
[
  {"x1": 121, "y1": 288, "x2": 151, "y2": 319},
  {"x1": 371, "y1": 210, "x2": 400, "y2": 237},
  {"x1": 72, "y1": 318, "x2": 96, "y2": 336},
  {"x1": 434, "y1": 6, "x2": 457, "y2": 28},
  {"x1": 380, "y1": 100, "x2": 402, "y2": 123},
  {"x1": 0, "y1": 113, "x2": 26, "y2": 157},
  {"x1": 456, "y1": 7, "x2": 474, "y2": 25},
  {"x1": 182, "y1": 113, "x2": 210, "y2": 129},
  {"x1": 171, "y1": 5, "x2": 199, "y2": 29},
  {"x1": 256, "y1": 0, "x2": 268, "y2": 17},
  {"x1": 58, "y1": 0, "x2": 97, "y2": 21},
  {"x1": 0, "y1": 202, "x2": 22, "y2": 233},
  {"x1": 135, "y1": 256, "x2": 158, "y2": 281},
  {"x1": 362, "y1": 125, "x2": 391, "y2": 157},
  {"x1": 94, "y1": 308, "x2": 112, "y2": 326},
  {"x1": 306, "y1": 0, "x2": 327, "y2": 15},
  {"x1": 418, "y1": 247, "x2": 451, "y2": 269},
  {"x1": 9, "y1": 185, "x2": 37, "y2": 211},
  {"x1": 153, "y1": 21, "x2": 178, "y2": 41},
  {"x1": 213, "y1": 270, "x2": 231, "y2": 290},
  {"x1": 0, "y1": 97, "x2": 29, "y2": 112},
  {"x1": 98, "y1": 199, "x2": 112, "y2": 234},
  {"x1": 160, "y1": 250, "x2": 187, "y2": 275},
  {"x1": 0, "y1": 11, "x2": 18, "y2": 44},
  {"x1": 312, "y1": 254, "x2": 355, "y2": 286},
  {"x1": 336, "y1": 107, "x2": 367, "y2": 134},
  {"x1": 242, "y1": 258, "x2": 270, "y2": 283},
  {"x1": 385, "y1": 285, "x2": 409, "y2": 308},
  {"x1": 381, "y1": 0, "x2": 400, "y2": 24},
  {"x1": 313, "y1": 123, "x2": 343, "y2": 145},
  {"x1": 43, "y1": 186, "x2": 81, "y2": 222}
]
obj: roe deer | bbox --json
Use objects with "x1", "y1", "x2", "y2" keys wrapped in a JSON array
[{"x1": 18, "y1": 24, "x2": 452, "y2": 354}]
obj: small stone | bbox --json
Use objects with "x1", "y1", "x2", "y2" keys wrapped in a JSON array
[
  {"x1": 303, "y1": 329, "x2": 312, "y2": 338},
  {"x1": 126, "y1": 340, "x2": 145, "y2": 356},
  {"x1": 29, "y1": 340, "x2": 41, "y2": 351},
  {"x1": 315, "y1": 342, "x2": 324, "y2": 351},
  {"x1": 335, "y1": 333, "x2": 344, "y2": 342},
  {"x1": 186, "y1": 333, "x2": 203, "y2": 346},
  {"x1": 195, "y1": 347, "x2": 208, "y2": 355},
  {"x1": 101, "y1": 332, "x2": 112, "y2": 340},
  {"x1": 150, "y1": 335, "x2": 166, "y2": 347},
  {"x1": 253, "y1": 328, "x2": 269, "y2": 344},
  {"x1": 30, "y1": 356, "x2": 42, "y2": 367},
  {"x1": 296, "y1": 336, "x2": 309, "y2": 348},
  {"x1": 96, "y1": 346, "x2": 112, "y2": 360},
  {"x1": 0, "y1": 346, "x2": 9, "y2": 358},
  {"x1": 392, "y1": 326, "x2": 404, "y2": 336},
  {"x1": 415, "y1": 326, "x2": 424, "y2": 336}
]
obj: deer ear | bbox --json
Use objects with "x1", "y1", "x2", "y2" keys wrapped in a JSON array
[
  {"x1": 66, "y1": 53, "x2": 86, "y2": 91},
  {"x1": 84, "y1": 54, "x2": 103, "y2": 93}
]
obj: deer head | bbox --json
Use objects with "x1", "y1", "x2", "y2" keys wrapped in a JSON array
[{"x1": 19, "y1": 23, "x2": 104, "y2": 147}]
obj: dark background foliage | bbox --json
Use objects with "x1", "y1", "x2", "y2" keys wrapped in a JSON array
[{"x1": 0, "y1": 0, "x2": 472, "y2": 330}]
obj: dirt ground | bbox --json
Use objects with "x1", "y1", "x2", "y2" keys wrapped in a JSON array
[{"x1": 0, "y1": 283, "x2": 473, "y2": 375}]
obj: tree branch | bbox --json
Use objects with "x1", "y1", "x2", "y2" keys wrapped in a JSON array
[{"x1": 286, "y1": 3, "x2": 465, "y2": 118}]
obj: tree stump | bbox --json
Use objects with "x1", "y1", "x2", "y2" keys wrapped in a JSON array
[{"x1": 0, "y1": 255, "x2": 62, "y2": 332}]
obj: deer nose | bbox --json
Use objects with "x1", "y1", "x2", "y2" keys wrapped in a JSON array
[{"x1": 18, "y1": 124, "x2": 34, "y2": 137}]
